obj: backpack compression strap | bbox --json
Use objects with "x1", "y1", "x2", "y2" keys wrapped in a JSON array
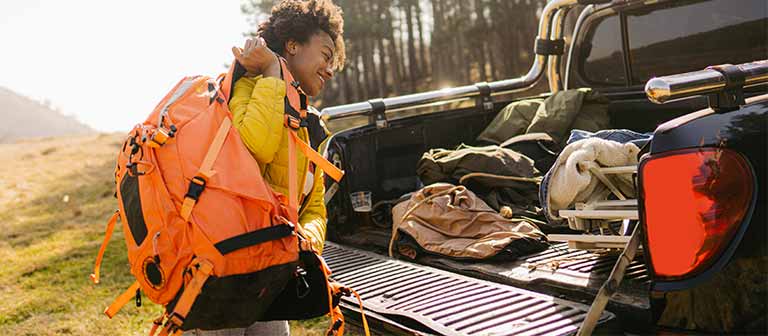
[
  {"x1": 154, "y1": 258, "x2": 214, "y2": 336},
  {"x1": 104, "y1": 281, "x2": 141, "y2": 318},
  {"x1": 90, "y1": 210, "x2": 120, "y2": 284},
  {"x1": 180, "y1": 117, "x2": 232, "y2": 222},
  {"x1": 91, "y1": 212, "x2": 150, "y2": 324},
  {"x1": 93, "y1": 211, "x2": 143, "y2": 320}
]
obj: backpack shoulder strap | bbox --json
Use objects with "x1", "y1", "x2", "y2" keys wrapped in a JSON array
[
  {"x1": 277, "y1": 58, "x2": 344, "y2": 184},
  {"x1": 305, "y1": 108, "x2": 328, "y2": 151}
]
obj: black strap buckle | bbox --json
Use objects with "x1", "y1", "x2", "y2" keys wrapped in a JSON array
[
  {"x1": 285, "y1": 100, "x2": 308, "y2": 130},
  {"x1": 295, "y1": 267, "x2": 311, "y2": 299},
  {"x1": 328, "y1": 319, "x2": 344, "y2": 335},
  {"x1": 185, "y1": 176, "x2": 207, "y2": 201},
  {"x1": 135, "y1": 288, "x2": 142, "y2": 307},
  {"x1": 299, "y1": 92, "x2": 308, "y2": 111},
  {"x1": 164, "y1": 312, "x2": 185, "y2": 332},
  {"x1": 126, "y1": 162, "x2": 141, "y2": 176},
  {"x1": 285, "y1": 115, "x2": 304, "y2": 130}
]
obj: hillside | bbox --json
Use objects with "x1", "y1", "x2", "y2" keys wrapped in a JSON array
[
  {"x1": 0, "y1": 87, "x2": 94, "y2": 143},
  {"x1": 0, "y1": 134, "x2": 333, "y2": 335}
]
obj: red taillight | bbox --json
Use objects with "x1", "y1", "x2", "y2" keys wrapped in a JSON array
[{"x1": 640, "y1": 148, "x2": 753, "y2": 280}]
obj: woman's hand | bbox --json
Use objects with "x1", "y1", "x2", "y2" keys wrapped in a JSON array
[{"x1": 232, "y1": 37, "x2": 281, "y2": 78}]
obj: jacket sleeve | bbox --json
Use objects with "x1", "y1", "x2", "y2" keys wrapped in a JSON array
[
  {"x1": 299, "y1": 167, "x2": 328, "y2": 254},
  {"x1": 229, "y1": 76, "x2": 286, "y2": 165}
]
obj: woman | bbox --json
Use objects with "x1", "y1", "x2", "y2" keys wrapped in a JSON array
[{"x1": 184, "y1": 0, "x2": 344, "y2": 335}]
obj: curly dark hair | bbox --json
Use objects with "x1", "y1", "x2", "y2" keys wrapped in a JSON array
[{"x1": 257, "y1": 0, "x2": 345, "y2": 70}]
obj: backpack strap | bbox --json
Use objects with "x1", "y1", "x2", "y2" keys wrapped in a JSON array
[
  {"x1": 323, "y1": 269, "x2": 371, "y2": 336},
  {"x1": 149, "y1": 313, "x2": 168, "y2": 336},
  {"x1": 348, "y1": 289, "x2": 371, "y2": 336},
  {"x1": 90, "y1": 210, "x2": 120, "y2": 284},
  {"x1": 290, "y1": 131, "x2": 343, "y2": 182},
  {"x1": 286, "y1": 123, "x2": 300, "y2": 223},
  {"x1": 277, "y1": 58, "x2": 344, "y2": 183},
  {"x1": 180, "y1": 117, "x2": 231, "y2": 222},
  {"x1": 310, "y1": 253, "x2": 370, "y2": 336},
  {"x1": 157, "y1": 259, "x2": 214, "y2": 336},
  {"x1": 93, "y1": 211, "x2": 140, "y2": 320},
  {"x1": 104, "y1": 281, "x2": 141, "y2": 318},
  {"x1": 325, "y1": 286, "x2": 371, "y2": 336}
]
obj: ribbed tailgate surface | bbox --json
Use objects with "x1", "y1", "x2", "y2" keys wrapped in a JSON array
[{"x1": 323, "y1": 242, "x2": 614, "y2": 336}]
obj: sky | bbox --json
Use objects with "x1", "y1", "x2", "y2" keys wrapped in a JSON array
[{"x1": 0, "y1": 0, "x2": 255, "y2": 132}]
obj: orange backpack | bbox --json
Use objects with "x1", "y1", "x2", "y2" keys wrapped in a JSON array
[{"x1": 89, "y1": 60, "x2": 368, "y2": 335}]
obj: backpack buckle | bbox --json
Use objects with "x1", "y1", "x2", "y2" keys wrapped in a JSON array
[
  {"x1": 295, "y1": 267, "x2": 310, "y2": 299},
  {"x1": 162, "y1": 312, "x2": 185, "y2": 334},
  {"x1": 148, "y1": 125, "x2": 177, "y2": 148},
  {"x1": 126, "y1": 162, "x2": 143, "y2": 176},
  {"x1": 180, "y1": 176, "x2": 208, "y2": 221},
  {"x1": 274, "y1": 215, "x2": 296, "y2": 231},
  {"x1": 185, "y1": 176, "x2": 207, "y2": 201},
  {"x1": 285, "y1": 115, "x2": 305, "y2": 130}
]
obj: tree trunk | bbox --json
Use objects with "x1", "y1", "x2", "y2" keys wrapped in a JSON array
[
  {"x1": 382, "y1": 4, "x2": 403, "y2": 95},
  {"x1": 456, "y1": 0, "x2": 470, "y2": 84},
  {"x1": 416, "y1": 3, "x2": 429, "y2": 84},
  {"x1": 358, "y1": 53, "x2": 370, "y2": 99},
  {"x1": 474, "y1": 0, "x2": 489, "y2": 82},
  {"x1": 340, "y1": 64, "x2": 352, "y2": 103},
  {"x1": 430, "y1": 0, "x2": 443, "y2": 85},
  {"x1": 361, "y1": 1, "x2": 380, "y2": 97},
  {"x1": 377, "y1": 37, "x2": 390, "y2": 97},
  {"x1": 362, "y1": 37, "x2": 379, "y2": 97},
  {"x1": 404, "y1": 0, "x2": 419, "y2": 91},
  {"x1": 397, "y1": 21, "x2": 407, "y2": 89},
  {"x1": 487, "y1": 41, "x2": 497, "y2": 80}
]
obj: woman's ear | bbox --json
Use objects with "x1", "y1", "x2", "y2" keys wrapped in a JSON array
[{"x1": 285, "y1": 39, "x2": 299, "y2": 56}]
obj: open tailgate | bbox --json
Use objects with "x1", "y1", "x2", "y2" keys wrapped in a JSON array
[{"x1": 323, "y1": 242, "x2": 616, "y2": 336}]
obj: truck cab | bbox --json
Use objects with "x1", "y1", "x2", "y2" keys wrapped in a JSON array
[{"x1": 319, "y1": 0, "x2": 767, "y2": 334}]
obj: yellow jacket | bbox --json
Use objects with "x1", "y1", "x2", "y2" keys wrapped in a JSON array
[{"x1": 229, "y1": 75, "x2": 327, "y2": 253}]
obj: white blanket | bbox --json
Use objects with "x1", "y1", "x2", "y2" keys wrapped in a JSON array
[{"x1": 547, "y1": 137, "x2": 639, "y2": 219}]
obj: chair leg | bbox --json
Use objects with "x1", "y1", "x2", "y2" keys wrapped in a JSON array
[{"x1": 576, "y1": 224, "x2": 642, "y2": 336}]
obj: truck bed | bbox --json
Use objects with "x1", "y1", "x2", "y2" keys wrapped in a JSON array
[
  {"x1": 322, "y1": 96, "x2": 676, "y2": 334},
  {"x1": 322, "y1": 242, "x2": 619, "y2": 336},
  {"x1": 328, "y1": 226, "x2": 653, "y2": 334}
]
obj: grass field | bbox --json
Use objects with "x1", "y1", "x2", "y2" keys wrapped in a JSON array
[{"x1": 0, "y1": 134, "x2": 337, "y2": 335}]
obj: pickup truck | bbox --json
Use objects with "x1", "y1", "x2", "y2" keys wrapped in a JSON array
[{"x1": 319, "y1": 0, "x2": 767, "y2": 334}]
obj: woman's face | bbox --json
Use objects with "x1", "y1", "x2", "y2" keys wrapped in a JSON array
[{"x1": 285, "y1": 31, "x2": 335, "y2": 97}]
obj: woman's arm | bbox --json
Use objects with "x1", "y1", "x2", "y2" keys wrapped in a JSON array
[
  {"x1": 228, "y1": 37, "x2": 286, "y2": 164},
  {"x1": 298, "y1": 168, "x2": 328, "y2": 254},
  {"x1": 229, "y1": 76, "x2": 286, "y2": 165}
]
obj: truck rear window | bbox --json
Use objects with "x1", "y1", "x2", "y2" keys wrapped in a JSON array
[
  {"x1": 582, "y1": 15, "x2": 625, "y2": 86},
  {"x1": 627, "y1": 0, "x2": 768, "y2": 84},
  {"x1": 580, "y1": 0, "x2": 767, "y2": 87}
]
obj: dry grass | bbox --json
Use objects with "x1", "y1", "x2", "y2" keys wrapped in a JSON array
[{"x1": 0, "y1": 134, "x2": 340, "y2": 335}]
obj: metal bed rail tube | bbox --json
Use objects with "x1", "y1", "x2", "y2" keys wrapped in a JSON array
[{"x1": 645, "y1": 60, "x2": 768, "y2": 104}]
